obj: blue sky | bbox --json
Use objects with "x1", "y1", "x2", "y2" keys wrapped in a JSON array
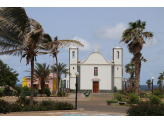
[{"x1": 0, "y1": 7, "x2": 164, "y2": 85}]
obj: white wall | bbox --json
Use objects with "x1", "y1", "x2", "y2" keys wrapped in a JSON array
[
  {"x1": 114, "y1": 77, "x2": 122, "y2": 90},
  {"x1": 113, "y1": 48, "x2": 122, "y2": 64},
  {"x1": 80, "y1": 65, "x2": 111, "y2": 90},
  {"x1": 70, "y1": 77, "x2": 76, "y2": 89}
]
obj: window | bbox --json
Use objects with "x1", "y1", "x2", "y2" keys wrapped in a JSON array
[
  {"x1": 72, "y1": 51, "x2": 75, "y2": 59},
  {"x1": 45, "y1": 81, "x2": 49, "y2": 83},
  {"x1": 73, "y1": 67, "x2": 74, "y2": 70},
  {"x1": 94, "y1": 67, "x2": 98, "y2": 76},
  {"x1": 117, "y1": 67, "x2": 119, "y2": 70},
  {"x1": 117, "y1": 51, "x2": 119, "y2": 59}
]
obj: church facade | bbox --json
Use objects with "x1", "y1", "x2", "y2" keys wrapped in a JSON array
[{"x1": 65, "y1": 44, "x2": 123, "y2": 93}]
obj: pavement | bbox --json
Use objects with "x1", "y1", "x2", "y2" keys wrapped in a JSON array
[{"x1": 0, "y1": 93, "x2": 129, "y2": 116}]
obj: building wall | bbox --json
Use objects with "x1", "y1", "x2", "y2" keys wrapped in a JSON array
[
  {"x1": 80, "y1": 65, "x2": 112, "y2": 90},
  {"x1": 23, "y1": 73, "x2": 56, "y2": 92}
]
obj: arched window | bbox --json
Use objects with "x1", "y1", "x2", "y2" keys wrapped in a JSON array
[
  {"x1": 117, "y1": 67, "x2": 119, "y2": 70},
  {"x1": 72, "y1": 51, "x2": 75, "y2": 59},
  {"x1": 117, "y1": 51, "x2": 119, "y2": 59},
  {"x1": 73, "y1": 67, "x2": 74, "y2": 70}
]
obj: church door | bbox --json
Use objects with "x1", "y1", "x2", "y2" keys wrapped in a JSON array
[{"x1": 93, "y1": 81, "x2": 99, "y2": 93}]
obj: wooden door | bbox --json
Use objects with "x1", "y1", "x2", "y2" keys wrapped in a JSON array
[{"x1": 93, "y1": 81, "x2": 99, "y2": 93}]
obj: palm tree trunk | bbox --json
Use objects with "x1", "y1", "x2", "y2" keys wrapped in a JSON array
[
  {"x1": 130, "y1": 73, "x2": 134, "y2": 88},
  {"x1": 135, "y1": 52, "x2": 140, "y2": 96},
  {"x1": 30, "y1": 56, "x2": 34, "y2": 105},
  {"x1": 55, "y1": 56, "x2": 58, "y2": 95}
]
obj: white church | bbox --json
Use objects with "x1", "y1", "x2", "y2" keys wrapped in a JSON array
[{"x1": 65, "y1": 44, "x2": 123, "y2": 93}]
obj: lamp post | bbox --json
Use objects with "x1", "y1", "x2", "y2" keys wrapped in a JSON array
[
  {"x1": 151, "y1": 77, "x2": 154, "y2": 94},
  {"x1": 64, "y1": 78, "x2": 66, "y2": 92},
  {"x1": 75, "y1": 72, "x2": 79, "y2": 110}
]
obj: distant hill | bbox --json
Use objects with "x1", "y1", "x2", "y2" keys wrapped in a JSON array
[{"x1": 16, "y1": 83, "x2": 22, "y2": 87}]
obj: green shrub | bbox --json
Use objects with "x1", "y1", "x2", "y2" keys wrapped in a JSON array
[
  {"x1": 114, "y1": 94, "x2": 123, "y2": 101},
  {"x1": 149, "y1": 94, "x2": 162, "y2": 104},
  {"x1": 43, "y1": 88, "x2": 51, "y2": 97},
  {"x1": 113, "y1": 86, "x2": 118, "y2": 93},
  {"x1": 40, "y1": 100, "x2": 56, "y2": 107},
  {"x1": 61, "y1": 91, "x2": 65, "y2": 96},
  {"x1": 140, "y1": 93, "x2": 148, "y2": 98},
  {"x1": 22, "y1": 105, "x2": 41, "y2": 111},
  {"x1": 21, "y1": 86, "x2": 30, "y2": 92},
  {"x1": 14, "y1": 86, "x2": 22, "y2": 97},
  {"x1": 57, "y1": 92, "x2": 62, "y2": 97},
  {"x1": 3, "y1": 86, "x2": 13, "y2": 96},
  {"x1": 106, "y1": 99, "x2": 118, "y2": 103},
  {"x1": 118, "y1": 89, "x2": 124, "y2": 94},
  {"x1": 153, "y1": 89, "x2": 163, "y2": 98},
  {"x1": 10, "y1": 103, "x2": 22, "y2": 112},
  {"x1": 0, "y1": 99, "x2": 10, "y2": 114},
  {"x1": 127, "y1": 101, "x2": 164, "y2": 116},
  {"x1": 0, "y1": 90, "x2": 3, "y2": 97},
  {"x1": 129, "y1": 93, "x2": 139, "y2": 104},
  {"x1": 54, "y1": 102, "x2": 74, "y2": 110}
]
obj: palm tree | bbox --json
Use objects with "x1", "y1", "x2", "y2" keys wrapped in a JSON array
[
  {"x1": 146, "y1": 79, "x2": 152, "y2": 90},
  {"x1": 131, "y1": 53, "x2": 147, "y2": 93},
  {"x1": 157, "y1": 72, "x2": 164, "y2": 90},
  {"x1": 0, "y1": 7, "x2": 46, "y2": 105},
  {"x1": 125, "y1": 59, "x2": 135, "y2": 88},
  {"x1": 25, "y1": 62, "x2": 51, "y2": 92},
  {"x1": 39, "y1": 34, "x2": 84, "y2": 95},
  {"x1": 120, "y1": 19, "x2": 153, "y2": 95},
  {"x1": 51, "y1": 62, "x2": 70, "y2": 91},
  {"x1": 0, "y1": 8, "x2": 84, "y2": 104},
  {"x1": 157, "y1": 79, "x2": 163, "y2": 90}
]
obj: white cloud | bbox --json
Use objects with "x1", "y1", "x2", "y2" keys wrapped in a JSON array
[
  {"x1": 94, "y1": 23, "x2": 127, "y2": 40},
  {"x1": 0, "y1": 55, "x2": 10, "y2": 60},
  {"x1": 63, "y1": 36, "x2": 102, "y2": 52},
  {"x1": 143, "y1": 38, "x2": 157, "y2": 48}
]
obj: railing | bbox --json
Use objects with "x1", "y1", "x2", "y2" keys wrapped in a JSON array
[{"x1": 59, "y1": 88, "x2": 70, "y2": 93}]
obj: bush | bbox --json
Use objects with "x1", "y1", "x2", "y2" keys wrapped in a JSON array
[
  {"x1": 113, "y1": 86, "x2": 118, "y2": 93},
  {"x1": 57, "y1": 92, "x2": 62, "y2": 97},
  {"x1": 21, "y1": 86, "x2": 30, "y2": 92},
  {"x1": 0, "y1": 90, "x2": 3, "y2": 97},
  {"x1": 22, "y1": 105, "x2": 41, "y2": 111},
  {"x1": 129, "y1": 93, "x2": 139, "y2": 104},
  {"x1": 40, "y1": 100, "x2": 56, "y2": 107},
  {"x1": 0, "y1": 99, "x2": 10, "y2": 114},
  {"x1": 114, "y1": 94, "x2": 123, "y2": 101},
  {"x1": 127, "y1": 101, "x2": 164, "y2": 116},
  {"x1": 14, "y1": 86, "x2": 22, "y2": 97},
  {"x1": 118, "y1": 89, "x2": 124, "y2": 94},
  {"x1": 140, "y1": 93, "x2": 148, "y2": 98},
  {"x1": 149, "y1": 94, "x2": 162, "y2": 104},
  {"x1": 43, "y1": 88, "x2": 51, "y2": 97},
  {"x1": 10, "y1": 103, "x2": 22, "y2": 112},
  {"x1": 3, "y1": 86, "x2": 13, "y2": 96},
  {"x1": 106, "y1": 99, "x2": 118, "y2": 103},
  {"x1": 153, "y1": 89, "x2": 163, "y2": 98},
  {"x1": 54, "y1": 102, "x2": 74, "y2": 110}
]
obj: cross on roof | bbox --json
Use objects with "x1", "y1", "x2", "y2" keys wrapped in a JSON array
[{"x1": 94, "y1": 44, "x2": 98, "y2": 49}]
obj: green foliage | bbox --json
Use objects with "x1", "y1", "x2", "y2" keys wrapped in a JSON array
[
  {"x1": 21, "y1": 86, "x2": 31, "y2": 92},
  {"x1": 40, "y1": 100, "x2": 56, "y2": 107},
  {"x1": 106, "y1": 99, "x2": 118, "y2": 103},
  {"x1": 118, "y1": 89, "x2": 124, "y2": 94},
  {"x1": 149, "y1": 94, "x2": 162, "y2": 104},
  {"x1": 114, "y1": 94, "x2": 123, "y2": 101},
  {"x1": 57, "y1": 91, "x2": 65, "y2": 97},
  {"x1": 113, "y1": 86, "x2": 118, "y2": 93},
  {"x1": 54, "y1": 102, "x2": 74, "y2": 110},
  {"x1": 153, "y1": 89, "x2": 163, "y2": 98},
  {"x1": 10, "y1": 104, "x2": 22, "y2": 112},
  {"x1": 43, "y1": 88, "x2": 51, "y2": 97},
  {"x1": 140, "y1": 93, "x2": 149, "y2": 98},
  {"x1": 129, "y1": 93, "x2": 139, "y2": 104},
  {"x1": 22, "y1": 105, "x2": 41, "y2": 111},
  {"x1": 0, "y1": 60, "x2": 19, "y2": 87},
  {"x1": 13, "y1": 86, "x2": 22, "y2": 97},
  {"x1": 0, "y1": 99, "x2": 10, "y2": 114},
  {"x1": 127, "y1": 101, "x2": 164, "y2": 116},
  {"x1": 3, "y1": 86, "x2": 13, "y2": 96}
]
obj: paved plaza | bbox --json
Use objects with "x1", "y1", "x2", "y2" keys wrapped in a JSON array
[{"x1": 0, "y1": 93, "x2": 129, "y2": 116}]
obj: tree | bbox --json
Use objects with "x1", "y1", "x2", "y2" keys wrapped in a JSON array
[
  {"x1": 120, "y1": 19, "x2": 153, "y2": 95},
  {"x1": 131, "y1": 53, "x2": 147, "y2": 93},
  {"x1": 25, "y1": 62, "x2": 51, "y2": 92},
  {"x1": 157, "y1": 72, "x2": 164, "y2": 90},
  {"x1": 146, "y1": 79, "x2": 152, "y2": 90},
  {"x1": 51, "y1": 62, "x2": 70, "y2": 91},
  {"x1": 39, "y1": 34, "x2": 84, "y2": 95},
  {"x1": 125, "y1": 59, "x2": 135, "y2": 88},
  {"x1": 0, "y1": 60, "x2": 19, "y2": 87},
  {"x1": 0, "y1": 7, "x2": 45, "y2": 105}
]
